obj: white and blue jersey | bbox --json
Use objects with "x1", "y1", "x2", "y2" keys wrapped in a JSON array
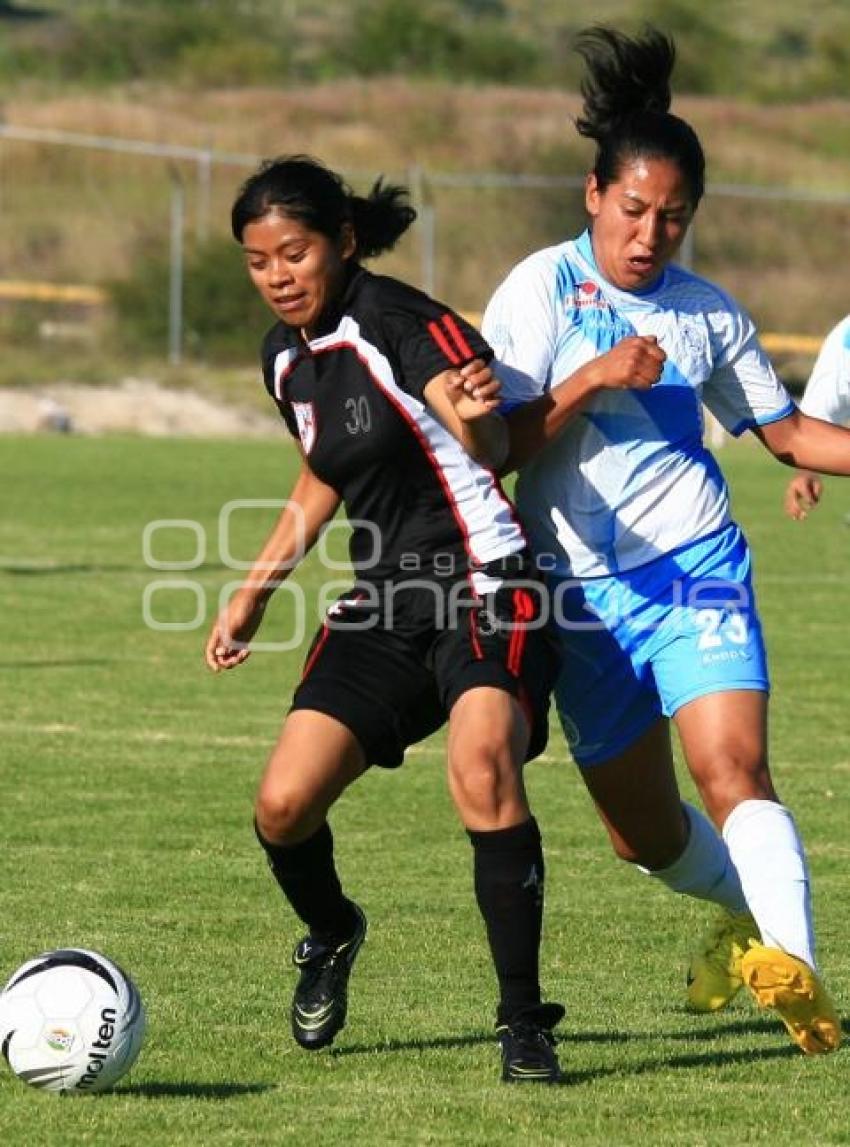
[
  {"x1": 482, "y1": 229, "x2": 789, "y2": 764},
  {"x1": 799, "y1": 315, "x2": 850, "y2": 425},
  {"x1": 483, "y1": 228, "x2": 794, "y2": 579}
]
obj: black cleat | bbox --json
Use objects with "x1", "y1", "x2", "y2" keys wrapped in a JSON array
[
  {"x1": 290, "y1": 904, "x2": 367, "y2": 1050},
  {"x1": 496, "y1": 1002, "x2": 566, "y2": 1084}
]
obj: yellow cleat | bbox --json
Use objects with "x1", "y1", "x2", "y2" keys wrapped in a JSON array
[
  {"x1": 687, "y1": 909, "x2": 760, "y2": 1012},
  {"x1": 741, "y1": 944, "x2": 842, "y2": 1055}
]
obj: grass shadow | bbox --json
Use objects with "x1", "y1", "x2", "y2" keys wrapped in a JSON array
[
  {"x1": 667, "y1": 1014, "x2": 788, "y2": 1040},
  {"x1": 330, "y1": 1031, "x2": 494, "y2": 1057},
  {"x1": 332, "y1": 1025, "x2": 660, "y2": 1058},
  {"x1": 565, "y1": 1041, "x2": 797, "y2": 1085},
  {"x1": 332, "y1": 1012, "x2": 838, "y2": 1082}
]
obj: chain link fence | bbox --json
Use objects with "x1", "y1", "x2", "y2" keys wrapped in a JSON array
[{"x1": 2, "y1": 124, "x2": 848, "y2": 385}]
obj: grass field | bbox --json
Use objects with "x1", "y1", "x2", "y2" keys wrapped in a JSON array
[{"x1": 1, "y1": 433, "x2": 849, "y2": 1146}]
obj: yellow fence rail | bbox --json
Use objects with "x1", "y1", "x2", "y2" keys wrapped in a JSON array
[
  {"x1": 0, "y1": 280, "x2": 106, "y2": 306},
  {"x1": 0, "y1": 283, "x2": 825, "y2": 358}
]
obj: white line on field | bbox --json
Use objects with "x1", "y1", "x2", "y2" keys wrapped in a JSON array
[{"x1": 0, "y1": 721, "x2": 565, "y2": 764}]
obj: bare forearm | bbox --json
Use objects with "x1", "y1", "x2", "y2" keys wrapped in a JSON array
[
  {"x1": 458, "y1": 413, "x2": 509, "y2": 470},
  {"x1": 236, "y1": 517, "x2": 305, "y2": 605},
  {"x1": 236, "y1": 468, "x2": 340, "y2": 605},
  {"x1": 758, "y1": 411, "x2": 850, "y2": 475},
  {"x1": 504, "y1": 366, "x2": 598, "y2": 472}
]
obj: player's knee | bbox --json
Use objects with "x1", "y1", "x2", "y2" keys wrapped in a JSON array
[
  {"x1": 448, "y1": 744, "x2": 523, "y2": 822},
  {"x1": 619, "y1": 839, "x2": 686, "y2": 870},
  {"x1": 693, "y1": 749, "x2": 774, "y2": 823},
  {"x1": 254, "y1": 785, "x2": 312, "y2": 845},
  {"x1": 606, "y1": 819, "x2": 688, "y2": 869}
]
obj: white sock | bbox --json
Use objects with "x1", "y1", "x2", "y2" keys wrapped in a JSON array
[
  {"x1": 639, "y1": 802, "x2": 748, "y2": 912},
  {"x1": 722, "y1": 798, "x2": 816, "y2": 969}
]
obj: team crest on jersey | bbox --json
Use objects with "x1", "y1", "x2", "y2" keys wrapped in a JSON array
[{"x1": 292, "y1": 401, "x2": 317, "y2": 454}]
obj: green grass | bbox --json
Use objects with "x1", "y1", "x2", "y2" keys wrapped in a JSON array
[{"x1": 1, "y1": 434, "x2": 849, "y2": 1145}]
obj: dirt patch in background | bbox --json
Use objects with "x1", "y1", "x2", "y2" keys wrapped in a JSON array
[{"x1": 0, "y1": 379, "x2": 282, "y2": 438}]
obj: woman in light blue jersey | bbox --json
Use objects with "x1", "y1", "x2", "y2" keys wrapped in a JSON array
[{"x1": 481, "y1": 25, "x2": 850, "y2": 1056}]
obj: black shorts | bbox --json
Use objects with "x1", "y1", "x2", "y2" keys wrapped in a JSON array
[{"x1": 290, "y1": 558, "x2": 558, "y2": 768}]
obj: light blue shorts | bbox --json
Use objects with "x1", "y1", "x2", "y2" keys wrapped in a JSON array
[{"x1": 549, "y1": 523, "x2": 769, "y2": 766}]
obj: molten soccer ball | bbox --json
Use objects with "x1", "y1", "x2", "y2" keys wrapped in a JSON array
[{"x1": 0, "y1": 948, "x2": 146, "y2": 1094}]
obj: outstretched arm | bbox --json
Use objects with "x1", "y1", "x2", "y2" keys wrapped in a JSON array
[
  {"x1": 204, "y1": 459, "x2": 341, "y2": 672},
  {"x1": 755, "y1": 408, "x2": 850, "y2": 476}
]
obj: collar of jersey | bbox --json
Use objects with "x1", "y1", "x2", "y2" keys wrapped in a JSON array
[
  {"x1": 301, "y1": 262, "x2": 367, "y2": 345},
  {"x1": 576, "y1": 228, "x2": 669, "y2": 301}
]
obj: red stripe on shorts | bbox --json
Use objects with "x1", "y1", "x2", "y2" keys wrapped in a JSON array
[
  {"x1": 469, "y1": 608, "x2": 485, "y2": 661},
  {"x1": 507, "y1": 588, "x2": 535, "y2": 677},
  {"x1": 300, "y1": 624, "x2": 330, "y2": 682}
]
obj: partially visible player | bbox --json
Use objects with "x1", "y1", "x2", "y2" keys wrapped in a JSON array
[
  {"x1": 204, "y1": 156, "x2": 564, "y2": 1084},
  {"x1": 481, "y1": 25, "x2": 850, "y2": 1055},
  {"x1": 784, "y1": 314, "x2": 850, "y2": 519}
]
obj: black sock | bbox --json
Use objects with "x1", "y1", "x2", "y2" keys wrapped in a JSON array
[
  {"x1": 467, "y1": 817, "x2": 545, "y2": 1024},
  {"x1": 254, "y1": 820, "x2": 359, "y2": 940}
]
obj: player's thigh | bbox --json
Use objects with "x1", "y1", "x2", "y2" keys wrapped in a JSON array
[
  {"x1": 292, "y1": 614, "x2": 443, "y2": 769},
  {"x1": 549, "y1": 593, "x2": 662, "y2": 769},
  {"x1": 255, "y1": 709, "x2": 368, "y2": 839},
  {"x1": 434, "y1": 575, "x2": 557, "y2": 764},
  {"x1": 651, "y1": 558, "x2": 772, "y2": 823},
  {"x1": 673, "y1": 689, "x2": 775, "y2": 825},
  {"x1": 651, "y1": 520, "x2": 769, "y2": 721},
  {"x1": 577, "y1": 717, "x2": 687, "y2": 868}
]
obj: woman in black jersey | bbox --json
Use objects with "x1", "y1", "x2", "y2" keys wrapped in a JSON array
[{"x1": 204, "y1": 155, "x2": 563, "y2": 1083}]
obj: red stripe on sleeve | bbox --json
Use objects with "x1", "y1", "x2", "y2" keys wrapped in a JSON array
[
  {"x1": 428, "y1": 320, "x2": 462, "y2": 365},
  {"x1": 441, "y1": 313, "x2": 475, "y2": 361}
]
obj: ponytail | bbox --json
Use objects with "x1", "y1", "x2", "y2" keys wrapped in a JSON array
[{"x1": 574, "y1": 26, "x2": 705, "y2": 205}]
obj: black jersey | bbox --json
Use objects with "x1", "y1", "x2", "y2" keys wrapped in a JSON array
[{"x1": 261, "y1": 267, "x2": 525, "y2": 589}]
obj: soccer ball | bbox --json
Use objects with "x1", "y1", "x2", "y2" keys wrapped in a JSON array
[{"x1": 0, "y1": 948, "x2": 146, "y2": 1094}]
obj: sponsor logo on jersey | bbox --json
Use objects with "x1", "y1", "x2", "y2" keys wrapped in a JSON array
[
  {"x1": 565, "y1": 280, "x2": 623, "y2": 334},
  {"x1": 572, "y1": 280, "x2": 609, "y2": 310},
  {"x1": 292, "y1": 401, "x2": 317, "y2": 454}
]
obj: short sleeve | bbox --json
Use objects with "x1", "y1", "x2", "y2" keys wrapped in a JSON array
[
  {"x1": 701, "y1": 302, "x2": 794, "y2": 437},
  {"x1": 482, "y1": 256, "x2": 558, "y2": 412},
  {"x1": 800, "y1": 318, "x2": 850, "y2": 425},
  {"x1": 381, "y1": 285, "x2": 492, "y2": 400}
]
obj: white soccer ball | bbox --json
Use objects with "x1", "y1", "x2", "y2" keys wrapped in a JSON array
[{"x1": 0, "y1": 948, "x2": 146, "y2": 1095}]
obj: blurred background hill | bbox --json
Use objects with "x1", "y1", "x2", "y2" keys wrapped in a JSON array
[
  {"x1": 4, "y1": 0, "x2": 850, "y2": 98},
  {"x1": 1, "y1": 0, "x2": 849, "y2": 408}
]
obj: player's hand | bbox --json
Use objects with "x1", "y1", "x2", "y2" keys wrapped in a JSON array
[
  {"x1": 784, "y1": 471, "x2": 823, "y2": 521},
  {"x1": 204, "y1": 593, "x2": 267, "y2": 672},
  {"x1": 591, "y1": 335, "x2": 667, "y2": 392},
  {"x1": 444, "y1": 358, "x2": 502, "y2": 421}
]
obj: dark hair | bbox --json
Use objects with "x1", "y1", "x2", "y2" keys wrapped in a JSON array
[
  {"x1": 574, "y1": 25, "x2": 705, "y2": 206},
  {"x1": 231, "y1": 154, "x2": 416, "y2": 258}
]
